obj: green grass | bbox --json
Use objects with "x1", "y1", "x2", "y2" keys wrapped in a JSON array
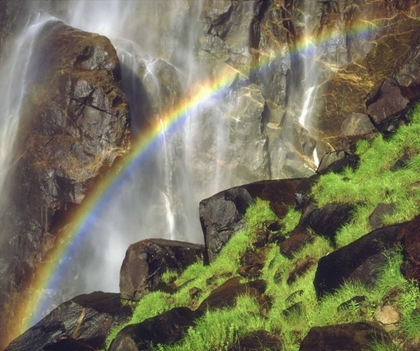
[{"x1": 105, "y1": 105, "x2": 420, "y2": 350}]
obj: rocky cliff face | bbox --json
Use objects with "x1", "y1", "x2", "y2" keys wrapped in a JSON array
[{"x1": 0, "y1": 20, "x2": 130, "y2": 348}]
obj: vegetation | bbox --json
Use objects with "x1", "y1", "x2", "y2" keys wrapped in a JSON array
[{"x1": 105, "y1": 105, "x2": 420, "y2": 350}]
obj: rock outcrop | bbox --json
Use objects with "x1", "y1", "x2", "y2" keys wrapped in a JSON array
[
  {"x1": 5, "y1": 292, "x2": 132, "y2": 351},
  {"x1": 119, "y1": 239, "x2": 205, "y2": 300},
  {"x1": 200, "y1": 179, "x2": 303, "y2": 263},
  {"x1": 299, "y1": 322, "x2": 392, "y2": 351},
  {"x1": 0, "y1": 20, "x2": 130, "y2": 347},
  {"x1": 109, "y1": 307, "x2": 199, "y2": 351},
  {"x1": 314, "y1": 223, "x2": 406, "y2": 298}
]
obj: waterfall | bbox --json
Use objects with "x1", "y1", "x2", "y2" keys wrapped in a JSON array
[
  {"x1": 298, "y1": 3, "x2": 322, "y2": 168},
  {"x1": 0, "y1": 0, "x2": 326, "y2": 329},
  {"x1": 0, "y1": 13, "x2": 55, "y2": 202}
]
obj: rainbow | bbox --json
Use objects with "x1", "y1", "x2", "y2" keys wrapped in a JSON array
[{"x1": 7, "y1": 17, "x2": 377, "y2": 345}]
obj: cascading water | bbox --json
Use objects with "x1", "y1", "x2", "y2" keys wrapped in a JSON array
[
  {"x1": 0, "y1": 0, "x2": 328, "y2": 332},
  {"x1": 297, "y1": 2, "x2": 322, "y2": 169},
  {"x1": 0, "y1": 13, "x2": 55, "y2": 207}
]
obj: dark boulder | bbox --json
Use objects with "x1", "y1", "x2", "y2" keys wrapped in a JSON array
[
  {"x1": 5, "y1": 292, "x2": 131, "y2": 351},
  {"x1": 108, "y1": 307, "x2": 198, "y2": 351},
  {"x1": 337, "y1": 296, "x2": 367, "y2": 312},
  {"x1": 300, "y1": 203, "x2": 356, "y2": 245},
  {"x1": 280, "y1": 226, "x2": 315, "y2": 259},
  {"x1": 366, "y1": 78, "x2": 409, "y2": 132},
  {"x1": 199, "y1": 187, "x2": 253, "y2": 264},
  {"x1": 369, "y1": 203, "x2": 395, "y2": 230},
  {"x1": 228, "y1": 330, "x2": 282, "y2": 351},
  {"x1": 198, "y1": 277, "x2": 266, "y2": 312},
  {"x1": 287, "y1": 257, "x2": 317, "y2": 285},
  {"x1": 238, "y1": 250, "x2": 265, "y2": 278},
  {"x1": 243, "y1": 179, "x2": 303, "y2": 218},
  {"x1": 119, "y1": 239, "x2": 204, "y2": 300},
  {"x1": 299, "y1": 322, "x2": 392, "y2": 351},
  {"x1": 314, "y1": 223, "x2": 406, "y2": 299},
  {"x1": 43, "y1": 337, "x2": 95, "y2": 351},
  {"x1": 398, "y1": 214, "x2": 420, "y2": 283},
  {"x1": 200, "y1": 179, "x2": 303, "y2": 263}
]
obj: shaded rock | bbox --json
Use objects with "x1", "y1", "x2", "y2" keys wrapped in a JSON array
[
  {"x1": 299, "y1": 322, "x2": 392, "y2": 351},
  {"x1": 199, "y1": 187, "x2": 254, "y2": 264},
  {"x1": 280, "y1": 226, "x2": 315, "y2": 259},
  {"x1": 238, "y1": 250, "x2": 265, "y2": 278},
  {"x1": 5, "y1": 292, "x2": 131, "y2": 351},
  {"x1": 228, "y1": 330, "x2": 282, "y2": 351},
  {"x1": 285, "y1": 290, "x2": 304, "y2": 304},
  {"x1": 369, "y1": 204, "x2": 395, "y2": 230},
  {"x1": 341, "y1": 112, "x2": 377, "y2": 137},
  {"x1": 398, "y1": 214, "x2": 420, "y2": 283},
  {"x1": 318, "y1": 154, "x2": 360, "y2": 175},
  {"x1": 287, "y1": 257, "x2": 317, "y2": 285},
  {"x1": 108, "y1": 307, "x2": 198, "y2": 351},
  {"x1": 314, "y1": 223, "x2": 406, "y2": 299},
  {"x1": 366, "y1": 78, "x2": 409, "y2": 132},
  {"x1": 119, "y1": 239, "x2": 204, "y2": 301},
  {"x1": 316, "y1": 151, "x2": 346, "y2": 174},
  {"x1": 337, "y1": 296, "x2": 367, "y2": 312},
  {"x1": 282, "y1": 302, "x2": 304, "y2": 318},
  {"x1": 43, "y1": 337, "x2": 95, "y2": 351},
  {"x1": 341, "y1": 115, "x2": 378, "y2": 153},
  {"x1": 391, "y1": 153, "x2": 411, "y2": 171},
  {"x1": 300, "y1": 203, "x2": 355, "y2": 244},
  {"x1": 200, "y1": 179, "x2": 303, "y2": 263},
  {"x1": 243, "y1": 179, "x2": 304, "y2": 218},
  {"x1": 198, "y1": 277, "x2": 266, "y2": 312},
  {"x1": 253, "y1": 229, "x2": 269, "y2": 248}
]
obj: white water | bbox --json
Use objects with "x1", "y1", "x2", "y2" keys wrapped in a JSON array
[
  {"x1": 298, "y1": 7, "x2": 322, "y2": 168},
  {"x1": 0, "y1": 0, "x2": 325, "y2": 326},
  {"x1": 0, "y1": 13, "x2": 56, "y2": 202}
]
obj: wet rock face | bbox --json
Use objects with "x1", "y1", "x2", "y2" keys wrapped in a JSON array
[
  {"x1": 0, "y1": 20, "x2": 130, "y2": 347},
  {"x1": 119, "y1": 239, "x2": 205, "y2": 300},
  {"x1": 315, "y1": 15, "x2": 420, "y2": 149},
  {"x1": 4, "y1": 292, "x2": 132, "y2": 351}
]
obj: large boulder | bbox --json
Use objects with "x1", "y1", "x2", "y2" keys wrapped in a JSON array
[
  {"x1": 314, "y1": 223, "x2": 406, "y2": 299},
  {"x1": 366, "y1": 78, "x2": 410, "y2": 132},
  {"x1": 108, "y1": 307, "x2": 198, "y2": 351},
  {"x1": 299, "y1": 322, "x2": 392, "y2": 351},
  {"x1": 4, "y1": 292, "x2": 131, "y2": 351},
  {"x1": 398, "y1": 214, "x2": 420, "y2": 283},
  {"x1": 119, "y1": 239, "x2": 205, "y2": 301},
  {"x1": 300, "y1": 202, "x2": 356, "y2": 245},
  {"x1": 200, "y1": 179, "x2": 303, "y2": 263},
  {"x1": 0, "y1": 20, "x2": 130, "y2": 347}
]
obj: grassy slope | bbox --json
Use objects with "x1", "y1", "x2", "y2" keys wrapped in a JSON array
[{"x1": 106, "y1": 106, "x2": 420, "y2": 350}]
